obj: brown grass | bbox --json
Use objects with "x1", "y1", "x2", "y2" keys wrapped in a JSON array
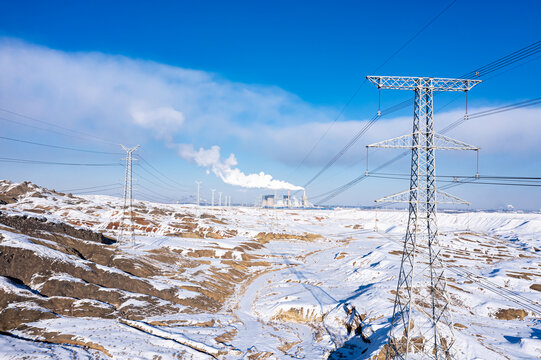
[{"x1": 215, "y1": 328, "x2": 238, "y2": 343}]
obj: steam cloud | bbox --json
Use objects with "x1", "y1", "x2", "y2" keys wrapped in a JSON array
[{"x1": 178, "y1": 144, "x2": 304, "y2": 191}]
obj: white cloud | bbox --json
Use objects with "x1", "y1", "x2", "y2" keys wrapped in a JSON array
[
  {"x1": 178, "y1": 144, "x2": 304, "y2": 190},
  {"x1": 0, "y1": 38, "x2": 332, "y2": 146},
  {"x1": 0, "y1": 37, "x2": 539, "y2": 173},
  {"x1": 130, "y1": 105, "x2": 184, "y2": 138},
  {"x1": 254, "y1": 106, "x2": 541, "y2": 167}
]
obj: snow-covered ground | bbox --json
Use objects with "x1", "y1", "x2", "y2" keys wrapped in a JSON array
[{"x1": 0, "y1": 181, "x2": 539, "y2": 359}]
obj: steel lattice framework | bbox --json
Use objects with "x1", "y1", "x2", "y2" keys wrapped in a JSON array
[
  {"x1": 366, "y1": 76, "x2": 481, "y2": 359},
  {"x1": 120, "y1": 145, "x2": 139, "y2": 245}
]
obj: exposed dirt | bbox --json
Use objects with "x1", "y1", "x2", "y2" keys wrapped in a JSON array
[
  {"x1": 255, "y1": 232, "x2": 323, "y2": 244},
  {"x1": 273, "y1": 307, "x2": 323, "y2": 323},
  {"x1": 492, "y1": 308, "x2": 528, "y2": 320}
]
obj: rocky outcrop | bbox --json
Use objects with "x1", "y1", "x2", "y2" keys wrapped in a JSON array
[{"x1": 0, "y1": 212, "x2": 115, "y2": 245}]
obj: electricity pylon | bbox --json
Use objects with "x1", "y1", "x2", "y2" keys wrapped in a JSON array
[
  {"x1": 196, "y1": 181, "x2": 202, "y2": 206},
  {"x1": 211, "y1": 189, "x2": 216, "y2": 206},
  {"x1": 120, "y1": 145, "x2": 139, "y2": 245},
  {"x1": 218, "y1": 192, "x2": 222, "y2": 206},
  {"x1": 366, "y1": 76, "x2": 481, "y2": 360}
]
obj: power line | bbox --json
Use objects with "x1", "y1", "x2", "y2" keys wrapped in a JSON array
[
  {"x1": 136, "y1": 155, "x2": 189, "y2": 189},
  {"x1": 302, "y1": 99, "x2": 414, "y2": 189},
  {"x1": 132, "y1": 169, "x2": 188, "y2": 193},
  {"x1": 59, "y1": 183, "x2": 123, "y2": 192},
  {"x1": 0, "y1": 157, "x2": 121, "y2": 167},
  {"x1": 440, "y1": 97, "x2": 541, "y2": 133},
  {"x1": 368, "y1": 174, "x2": 541, "y2": 187},
  {"x1": 303, "y1": 40, "x2": 541, "y2": 191},
  {"x1": 0, "y1": 108, "x2": 118, "y2": 146},
  {"x1": 303, "y1": 113, "x2": 379, "y2": 188},
  {"x1": 289, "y1": 0, "x2": 457, "y2": 176},
  {"x1": 371, "y1": 172, "x2": 541, "y2": 182},
  {"x1": 314, "y1": 95, "x2": 541, "y2": 204},
  {"x1": 135, "y1": 162, "x2": 189, "y2": 192},
  {"x1": 136, "y1": 182, "x2": 179, "y2": 202},
  {"x1": 460, "y1": 41, "x2": 541, "y2": 79},
  {"x1": 73, "y1": 185, "x2": 124, "y2": 195},
  {"x1": 0, "y1": 135, "x2": 121, "y2": 155},
  {"x1": 133, "y1": 189, "x2": 176, "y2": 204}
]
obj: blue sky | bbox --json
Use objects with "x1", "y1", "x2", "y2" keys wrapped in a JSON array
[{"x1": 1, "y1": 0, "x2": 540, "y2": 209}]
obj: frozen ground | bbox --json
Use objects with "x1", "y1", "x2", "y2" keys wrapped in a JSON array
[{"x1": 0, "y1": 180, "x2": 539, "y2": 359}]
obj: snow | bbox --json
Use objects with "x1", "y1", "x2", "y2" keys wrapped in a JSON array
[{"x1": 0, "y1": 185, "x2": 540, "y2": 359}]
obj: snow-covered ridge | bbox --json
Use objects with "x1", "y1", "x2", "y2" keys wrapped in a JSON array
[{"x1": 0, "y1": 180, "x2": 539, "y2": 359}]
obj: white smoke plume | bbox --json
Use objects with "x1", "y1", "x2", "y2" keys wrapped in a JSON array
[{"x1": 178, "y1": 144, "x2": 304, "y2": 191}]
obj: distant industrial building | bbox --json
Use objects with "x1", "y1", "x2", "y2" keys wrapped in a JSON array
[
  {"x1": 261, "y1": 194, "x2": 275, "y2": 207},
  {"x1": 261, "y1": 190, "x2": 311, "y2": 208}
]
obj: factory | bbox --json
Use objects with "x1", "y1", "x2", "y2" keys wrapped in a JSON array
[{"x1": 261, "y1": 190, "x2": 311, "y2": 208}]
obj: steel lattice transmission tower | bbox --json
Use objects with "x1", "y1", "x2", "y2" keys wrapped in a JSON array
[
  {"x1": 120, "y1": 145, "x2": 139, "y2": 245},
  {"x1": 366, "y1": 76, "x2": 481, "y2": 359},
  {"x1": 196, "y1": 181, "x2": 202, "y2": 206}
]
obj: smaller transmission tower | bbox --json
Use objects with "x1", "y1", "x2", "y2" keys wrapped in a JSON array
[
  {"x1": 366, "y1": 76, "x2": 481, "y2": 360},
  {"x1": 211, "y1": 189, "x2": 216, "y2": 206},
  {"x1": 120, "y1": 145, "x2": 139, "y2": 245},
  {"x1": 218, "y1": 192, "x2": 222, "y2": 206},
  {"x1": 196, "y1": 181, "x2": 202, "y2": 206}
]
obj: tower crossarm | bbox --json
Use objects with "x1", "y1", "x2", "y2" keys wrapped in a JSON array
[
  {"x1": 367, "y1": 132, "x2": 479, "y2": 151},
  {"x1": 433, "y1": 133, "x2": 479, "y2": 150},
  {"x1": 366, "y1": 75, "x2": 481, "y2": 91},
  {"x1": 375, "y1": 188, "x2": 470, "y2": 205}
]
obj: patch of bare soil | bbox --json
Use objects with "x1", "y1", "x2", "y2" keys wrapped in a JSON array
[
  {"x1": 255, "y1": 232, "x2": 323, "y2": 244},
  {"x1": 506, "y1": 271, "x2": 539, "y2": 281},
  {"x1": 493, "y1": 308, "x2": 528, "y2": 320},
  {"x1": 273, "y1": 307, "x2": 322, "y2": 323},
  {"x1": 530, "y1": 284, "x2": 541, "y2": 292}
]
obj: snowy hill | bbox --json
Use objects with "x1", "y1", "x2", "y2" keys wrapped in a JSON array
[{"x1": 0, "y1": 180, "x2": 539, "y2": 359}]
